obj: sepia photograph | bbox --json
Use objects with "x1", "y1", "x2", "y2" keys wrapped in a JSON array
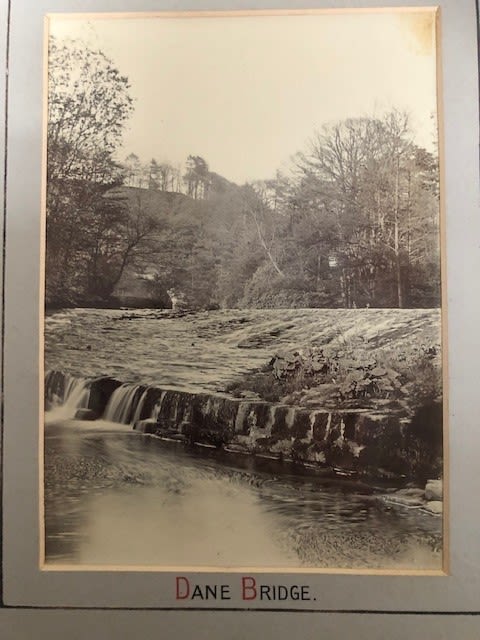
[{"x1": 42, "y1": 8, "x2": 445, "y2": 572}]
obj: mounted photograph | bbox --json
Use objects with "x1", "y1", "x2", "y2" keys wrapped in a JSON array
[{"x1": 42, "y1": 8, "x2": 445, "y2": 572}]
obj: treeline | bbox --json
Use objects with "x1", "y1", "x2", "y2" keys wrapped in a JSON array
[
  {"x1": 46, "y1": 38, "x2": 441, "y2": 309},
  {"x1": 231, "y1": 112, "x2": 441, "y2": 309},
  {"x1": 143, "y1": 112, "x2": 440, "y2": 310},
  {"x1": 123, "y1": 153, "x2": 225, "y2": 200}
]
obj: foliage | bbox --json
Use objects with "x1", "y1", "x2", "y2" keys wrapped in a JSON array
[
  {"x1": 45, "y1": 38, "x2": 164, "y2": 306},
  {"x1": 134, "y1": 110, "x2": 440, "y2": 312},
  {"x1": 241, "y1": 265, "x2": 329, "y2": 308},
  {"x1": 47, "y1": 37, "x2": 133, "y2": 185},
  {"x1": 45, "y1": 36, "x2": 441, "y2": 311},
  {"x1": 286, "y1": 111, "x2": 440, "y2": 309},
  {"x1": 227, "y1": 339, "x2": 441, "y2": 419}
]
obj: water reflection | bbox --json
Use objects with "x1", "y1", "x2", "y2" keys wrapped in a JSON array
[{"x1": 44, "y1": 419, "x2": 442, "y2": 569}]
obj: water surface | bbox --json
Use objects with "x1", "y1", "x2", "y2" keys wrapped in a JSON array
[
  {"x1": 45, "y1": 418, "x2": 441, "y2": 569},
  {"x1": 44, "y1": 308, "x2": 442, "y2": 570}
]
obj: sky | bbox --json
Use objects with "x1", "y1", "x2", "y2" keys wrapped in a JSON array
[{"x1": 48, "y1": 10, "x2": 438, "y2": 185}]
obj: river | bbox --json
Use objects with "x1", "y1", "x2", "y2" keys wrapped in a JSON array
[{"x1": 44, "y1": 308, "x2": 442, "y2": 570}]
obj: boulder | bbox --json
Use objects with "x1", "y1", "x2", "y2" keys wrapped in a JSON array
[
  {"x1": 74, "y1": 408, "x2": 98, "y2": 421},
  {"x1": 425, "y1": 479, "x2": 443, "y2": 501},
  {"x1": 425, "y1": 500, "x2": 443, "y2": 515}
]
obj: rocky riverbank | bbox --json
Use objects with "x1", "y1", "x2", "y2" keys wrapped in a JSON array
[{"x1": 378, "y1": 479, "x2": 444, "y2": 518}]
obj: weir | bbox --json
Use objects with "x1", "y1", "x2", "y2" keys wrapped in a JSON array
[{"x1": 43, "y1": 369, "x2": 427, "y2": 479}]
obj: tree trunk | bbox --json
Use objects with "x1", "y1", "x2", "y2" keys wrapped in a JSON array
[
  {"x1": 249, "y1": 208, "x2": 285, "y2": 277},
  {"x1": 394, "y1": 154, "x2": 404, "y2": 308}
]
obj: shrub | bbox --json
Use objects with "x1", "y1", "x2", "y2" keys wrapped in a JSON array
[{"x1": 236, "y1": 338, "x2": 442, "y2": 418}]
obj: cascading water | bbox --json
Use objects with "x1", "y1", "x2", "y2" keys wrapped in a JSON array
[
  {"x1": 235, "y1": 402, "x2": 251, "y2": 433},
  {"x1": 152, "y1": 391, "x2": 167, "y2": 421},
  {"x1": 44, "y1": 371, "x2": 91, "y2": 422},
  {"x1": 131, "y1": 388, "x2": 149, "y2": 425},
  {"x1": 64, "y1": 378, "x2": 90, "y2": 412},
  {"x1": 103, "y1": 383, "x2": 146, "y2": 424},
  {"x1": 44, "y1": 372, "x2": 370, "y2": 470}
]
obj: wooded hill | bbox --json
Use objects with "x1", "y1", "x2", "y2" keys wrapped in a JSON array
[
  {"x1": 45, "y1": 38, "x2": 441, "y2": 310},
  {"x1": 46, "y1": 133, "x2": 441, "y2": 311}
]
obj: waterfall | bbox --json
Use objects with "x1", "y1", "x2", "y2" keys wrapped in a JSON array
[
  {"x1": 152, "y1": 391, "x2": 167, "y2": 421},
  {"x1": 131, "y1": 388, "x2": 149, "y2": 425},
  {"x1": 309, "y1": 411, "x2": 317, "y2": 439},
  {"x1": 286, "y1": 407, "x2": 296, "y2": 430},
  {"x1": 324, "y1": 413, "x2": 332, "y2": 440},
  {"x1": 171, "y1": 393, "x2": 180, "y2": 424},
  {"x1": 44, "y1": 370, "x2": 372, "y2": 473},
  {"x1": 265, "y1": 405, "x2": 277, "y2": 436},
  {"x1": 64, "y1": 377, "x2": 90, "y2": 411},
  {"x1": 235, "y1": 402, "x2": 251, "y2": 433},
  {"x1": 44, "y1": 370, "x2": 64, "y2": 407},
  {"x1": 103, "y1": 383, "x2": 146, "y2": 424},
  {"x1": 44, "y1": 372, "x2": 91, "y2": 421}
]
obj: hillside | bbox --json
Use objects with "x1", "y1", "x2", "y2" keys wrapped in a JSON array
[
  {"x1": 107, "y1": 183, "x2": 243, "y2": 308},
  {"x1": 107, "y1": 186, "x2": 201, "y2": 307}
]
